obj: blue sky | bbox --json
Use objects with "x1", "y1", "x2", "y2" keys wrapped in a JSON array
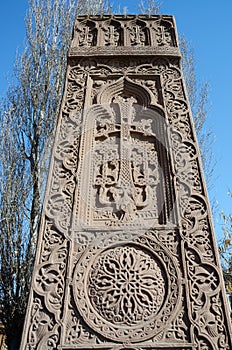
[{"x1": 0, "y1": 0, "x2": 231, "y2": 239}]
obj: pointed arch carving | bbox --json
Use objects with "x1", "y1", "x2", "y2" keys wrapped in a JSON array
[
  {"x1": 127, "y1": 18, "x2": 150, "y2": 46},
  {"x1": 97, "y1": 76, "x2": 156, "y2": 106},
  {"x1": 74, "y1": 77, "x2": 175, "y2": 230},
  {"x1": 102, "y1": 19, "x2": 123, "y2": 46},
  {"x1": 74, "y1": 19, "x2": 97, "y2": 47},
  {"x1": 154, "y1": 19, "x2": 176, "y2": 47}
]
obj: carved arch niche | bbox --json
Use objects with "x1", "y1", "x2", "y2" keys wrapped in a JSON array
[
  {"x1": 72, "y1": 19, "x2": 97, "y2": 47},
  {"x1": 152, "y1": 19, "x2": 176, "y2": 47},
  {"x1": 74, "y1": 77, "x2": 176, "y2": 230},
  {"x1": 101, "y1": 19, "x2": 123, "y2": 46},
  {"x1": 126, "y1": 19, "x2": 150, "y2": 46}
]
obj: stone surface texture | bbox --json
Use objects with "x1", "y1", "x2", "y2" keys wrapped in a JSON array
[{"x1": 20, "y1": 15, "x2": 232, "y2": 350}]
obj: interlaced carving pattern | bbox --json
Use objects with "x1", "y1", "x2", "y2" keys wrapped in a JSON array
[
  {"x1": 89, "y1": 246, "x2": 166, "y2": 325},
  {"x1": 20, "y1": 15, "x2": 232, "y2": 350},
  {"x1": 22, "y1": 55, "x2": 232, "y2": 349}
]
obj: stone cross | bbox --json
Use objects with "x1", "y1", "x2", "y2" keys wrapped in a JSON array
[{"x1": 20, "y1": 15, "x2": 232, "y2": 350}]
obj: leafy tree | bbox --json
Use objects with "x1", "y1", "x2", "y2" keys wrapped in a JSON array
[{"x1": 0, "y1": 0, "x2": 109, "y2": 348}]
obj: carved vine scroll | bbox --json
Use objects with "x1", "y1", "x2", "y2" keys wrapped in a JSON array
[{"x1": 20, "y1": 15, "x2": 232, "y2": 350}]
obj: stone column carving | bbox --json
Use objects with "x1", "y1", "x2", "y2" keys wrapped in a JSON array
[{"x1": 20, "y1": 15, "x2": 232, "y2": 350}]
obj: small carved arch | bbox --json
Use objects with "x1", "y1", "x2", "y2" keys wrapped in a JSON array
[
  {"x1": 128, "y1": 19, "x2": 150, "y2": 46},
  {"x1": 97, "y1": 77, "x2": 156, "y2": 106},
  {"x1": 75, "y1": 19, "x2": 97, "y2": 47},
  {"x1": 155, "y1": 19, "x2": 176, "y2": 47},
  {"x1": 102, "y1": 19, "x2": 123, "y2": 46}
]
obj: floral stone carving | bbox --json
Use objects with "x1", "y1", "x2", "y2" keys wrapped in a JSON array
[
  {"x1": 89, "y1": 246, "x2": 166, "y2": 325},
  {"x1": 73, "y1": 237, "x2": 181, "y2": 343},
  {"x1": 20, "y1": 15, "x2": 232, "y2": 350}
]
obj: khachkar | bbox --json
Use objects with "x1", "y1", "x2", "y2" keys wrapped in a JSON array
[{"x1": 20, "y1": 15, "x2": 232, "y2": 350}]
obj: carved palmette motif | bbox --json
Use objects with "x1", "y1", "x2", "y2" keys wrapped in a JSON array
[
  {"x1": 70, "y1": 15, "x2": 176, "y2": 49},
  {"x1": 20, "y1": 15, "x2": 232, "y2": 350}
]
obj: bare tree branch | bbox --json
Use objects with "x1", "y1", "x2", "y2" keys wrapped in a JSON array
[
  {"x1": 179, "y1": 36, "x2": 215, "y2": 190},
  {"x1": 138, "y1": 0, "x2": 162, "y2": 14}
]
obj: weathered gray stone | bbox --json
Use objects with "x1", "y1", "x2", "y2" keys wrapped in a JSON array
[{"x1": 20, "y1": 15, "x2": 232, "y2": 350}]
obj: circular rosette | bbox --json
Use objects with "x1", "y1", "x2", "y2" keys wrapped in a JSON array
[
  {"x1": 73, "y1": 236, "x2": 181, "y2": 343},
  {"x1": 89, "y1": 246, "x2": 166, "y2": 325}
]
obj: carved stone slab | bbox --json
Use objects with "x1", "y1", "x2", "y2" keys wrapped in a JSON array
[{"x1": 20, "y1": 15, "x2": 232, "y2": 350}]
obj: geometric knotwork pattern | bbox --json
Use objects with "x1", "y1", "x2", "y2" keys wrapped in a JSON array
[
  {"x1": 73, "y1": 234, "x2": 181, "y2": 343},
  {"x1": 89, "y1": 245, "x2": 166, "y2": 325}
]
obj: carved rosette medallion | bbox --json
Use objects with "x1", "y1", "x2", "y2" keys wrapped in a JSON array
[
  {"x1": 89, "y1": 246, "x2": 166, "y2": 324},
  {"x1": 73, "y1": 235, "x2": 181, "y2": 343}
]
